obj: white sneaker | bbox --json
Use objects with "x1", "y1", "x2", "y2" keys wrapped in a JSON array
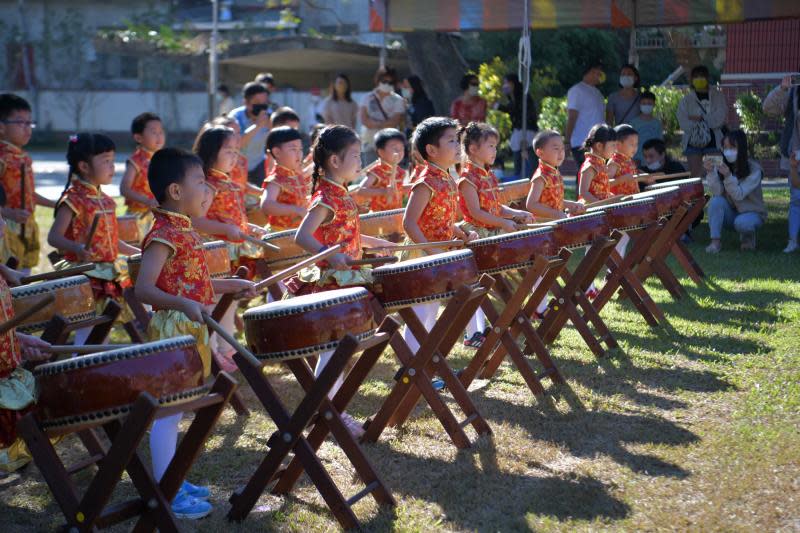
[{"x1": 783, "y1": 241, "x2": 798, "y2": 253}]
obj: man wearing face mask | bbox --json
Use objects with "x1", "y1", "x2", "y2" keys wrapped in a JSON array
[
  {"x1": 677, "y1": 65, "x2": 728, "y2": 179},
  {"x1": 450, "y1": 74, "x2": 487, "y2": 126},
  {"x1": 565, "y1": 62, "x2": 606, "y2": 169},
  {"x1": 359, "y1": 66, "x2": 406, "y2": 165},
  {"x1": 229, "y1": 81, "x2": 272, "y2": 185}
]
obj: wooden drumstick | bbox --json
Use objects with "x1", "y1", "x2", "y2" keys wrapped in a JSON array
[
  {"x1": 241, "y1": 233, "x2": 281, "y2": 252},
  {"x1": 246, "y1": 222, "x2": 269, "y2": 236},
  {"x1": 0, "y1": 294, "x2": 55, "y2": 335},
  {"x1": 20, "y1": 264, "x2": 94, "y2": 284},
  {"x1": 584, "y1": 194, "x2": 634, "y2": 208},
  {"x1": 366, "y1": 240, "x2": 465, "y2": 253},
  {"x1": 251, "y1": 244, "x2": 343, "y2": 292},
  {"x1": 346, "y1": 256, "x2": 398, "y2": 267},
  {"x1": 46, "y1": 344, "x2": 133, "y2": 355},
  {"x1": 85, "y1": 213, "x2": 101, "y2": 249},
  {"x1": 202, "y1": 311, "x2": 262, "y2": 368},
  {"x1": 634, "y1": 171, "x2": 692, "y2": 183},
  {"x1": 19, "y1": 164, "x2": 26, "y2": 244}
]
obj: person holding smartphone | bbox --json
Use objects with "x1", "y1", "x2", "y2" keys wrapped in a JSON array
[{"x1": 229, "y1": 81, "x2": 272, "y2": 185}]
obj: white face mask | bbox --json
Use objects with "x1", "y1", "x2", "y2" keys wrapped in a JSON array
[
  {"x1": 401, "y1": 87, "x2": 412, "y2": 99},
  {"x1": 723, "y1": 149, "x2": 738, "y2": 163},
  {"x1": 620, "y1": 75, "x2": 635, "y2": 88},
  {"x1": 467, "y1": 86, "x2": 479, "y2": 97},
  {"x1": 378, "y1": 82, "x2": 393, "y2": 94},
  {"x1": 640, "y1": 104, "x2": 654, "y2": 114},
  {"x1": 646, "y1": 160, "x2": 662, "y2": 171}
]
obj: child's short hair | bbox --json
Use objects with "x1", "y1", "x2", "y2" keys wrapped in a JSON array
[
  {"x1": 640, "y1": 90, "x2": 656, "y2": 102},
  {"x1": 458, "y1": 122, "x2": 498, "y2": 155},
  {"x1": 0, "y1": 93, "x2": 31, "y2": 121},
  {"x1": 533, "y1": 129, "x2": 562, "y2": 151},
  {"x1": 642, "y1": 138, "x2": 666, "y2": 154},
  {"x1": 266, "y1": 126, "x2": 303, "y2": 153},
  {"x1": 311, "y1": 125, "x2": 360, "y2": 192},
  {"x1": 131, "y1": 112, "x2": 161, "y2": 136},
  {"x1": 582, "y1": 123, "x2": 616, "y2": 151},
  {"x1": 270, "y1": 106, "x2": 300, "y2": 128},
  {"x1": 243, "y1": 81, "x2": 269, "y2": 100},
  {"x1": 412, "y1": 117, "x2": 459, "y2": 161},
  {"x1": 374, "y1": 128, "x2": 406, "y2": 151},
  {"x1": 613, "y1": 123, "x2": 638, "y2": 142},
  {"x1": 148, "y1": 147, "x2": 203, "y2": 204},
  {"x1": 459, "y1": 74, "x2": 479, "y2": 91},
  {"x1": 192, "y1": 126, "x2": 234, "y2": 175},
  {"x1": 255, "y1": 72, "x2": 274, "y2": 86}
]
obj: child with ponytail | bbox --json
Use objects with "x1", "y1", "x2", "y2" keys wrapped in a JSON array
[{"x1": 577, "y1": 123, "x2": 616, "y2": 203}]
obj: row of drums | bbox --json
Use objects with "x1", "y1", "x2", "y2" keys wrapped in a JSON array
[{"x1": 24, "y1": 178, "x2": 705, "y2": 434}]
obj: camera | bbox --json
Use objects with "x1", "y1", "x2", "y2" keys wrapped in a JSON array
[{"x1": 251, "y1": 103, "x2": 269, "y2": 115}]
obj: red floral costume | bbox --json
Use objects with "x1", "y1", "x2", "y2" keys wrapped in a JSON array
[
  {"x1": 0, "y1": 275, "x2": 31, "y2": 450},
  {"x1": 366, "y1": 160, "x2": 406, "y2": 212},
  {"x1": 608, "y1": 152, "x2": 640, "y2": 196},
  {"x1": 0, "y1": 141, "x2": 39, "y2": 268},
  {"x1": 457, "y1": 161, "x2": 503, "y2": 228},
  {"x1": 125, "y1": 147, "x2": 156, "y2": 235},
  {"x1": 410, "y1": 162, "x2": 458, "y2": 242},
  {"x1": 531, "y1": 161, "x2": 565, "y2": 212},
  {"x1": 261, "y1": 165, "x2": 310, "y2": 231},
  {"x1": 578, "y1": 152, "x2": 611, "y2": 201}
]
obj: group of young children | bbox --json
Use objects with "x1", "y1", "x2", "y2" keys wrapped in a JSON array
[{"x1": 0, "y1": 88, "x2": 661, "y2": 519}]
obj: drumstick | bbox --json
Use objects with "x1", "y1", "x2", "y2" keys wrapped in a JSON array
[
  {"x1": 346, "y1": 256, "x2": 398, "y2": 267},
  {"x1": 634, "y1": 171, "x2": 692, "y2": 183},
  {"x1": 46, "y1": 344, "x2": 133, "y2": 355},
  {"x1": 366, "y1": 240, "x2": 466, "y2": 253},
  {"x1": 251, "y1": 244, "x2": 343, "y2": 292},
  {"x1": 583, "y1": 194, "x2": 633, "y2": 208},
  {"x1": 241, "y1": 233, "x2": 281, "y2": 252},
  {"x1": 202, "y1": 312, "x2": 262, "y2": 368},
  {"x1": 0, "y1": 294, "x2": 55, "y2": 335},
  {"x1": 85, "y1": 213, "x2": 101, "y2": 248},
  {"x1": 20, "y1": 263, "x2": 94, "y2": 284},
  {"x1": 246, "y1": 222, "x2": 268, "y2": 235},
  {"x1": 19, "y1": 164, "x2": 26, "y2": 244},
  {"x1": 523, "y1": 222, "x2": 556, "y2": 229}
]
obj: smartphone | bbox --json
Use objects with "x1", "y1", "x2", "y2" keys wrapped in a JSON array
[
  {"x1": 251, "y1": 103, "x2": 269, "y2": 115},
  {"x1": 791, "y1": 74, "x2": 800, "y2": 86},
  {"x1": 704, "y1": 154, "x2": 723, "y2": 166}
]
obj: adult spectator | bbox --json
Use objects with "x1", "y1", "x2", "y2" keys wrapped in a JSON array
[
  {"x1": 497, "y1": 73, "x2": 538, "y2": 178},
  {"x1": 565, "y1": 62, "x2": 606, "y2": 167},
  {"x1": 450, "y1": 74, "x2": 487, "y2": 125},
  {"x1": 255, "y1": 72, "x2": 279, "y2": 112},
  {"x1": 630, "y1": 90, "x2": 663, "y2": 164},
  {"x1": 704, "y1": 130, "x2": 765, "y2": 253},
  {"x1": 677, "y1": 65, "x2": 728, "y2": 178},
  {"x1": 359, "y1": 66, "x2": 406, "y2": 164},
  {"x1": 763, "y1": 73, "x2": 800, "y2": 252},
  {"x1": 217, "y1": 84, "x2": 235, "y2": 116},
  {"x1": 401, "y1": 75, "x2": 435, "y2": 129},
  {"x1": 229, "y1": 81, "x2": 271, "y2": 185},
  {"x1": 321, "y1": 73, "x2": 358, "y2": 129},
  {"x1": 640, "y1": 138, "x2": 685, "y2": 175},
  {"x1": 606, "y1": 64, "x2": 642, "y2": 125}
]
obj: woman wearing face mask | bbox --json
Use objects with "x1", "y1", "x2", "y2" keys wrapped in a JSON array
[
  {"x1": 704, "y1": 130, "x2": 766, "y2": 253},
  {"x1": 496, "y1": 73, "x2": 538, "y2": 179},
  {"x1": 322, "y1": 73, "x2": 359, "y2": 129},
  {"x1": 359, "y1": 66, "x2": 406, "y2": 165},
  {"x1": 401, "y1": 75, "x2": 435, "y2": 130},
  {"x1": 606, "y1": 64, "x2": 642, "y2": 126},
  {"x1": 450, "y1": 74, "x2": 487, "y2": 126},
  {"x1": 678, "y1": 65, "x2": 728, "y2": 178}
]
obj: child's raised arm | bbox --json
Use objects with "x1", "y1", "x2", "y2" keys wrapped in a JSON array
[
  {"x1": 295, "y1": 204, "x2": 350, "y2": 270},
  {"x1": 526, "y1": 179, "x2": 565, "y2": 219},
  {"x1": 356, "y1": 171, "x2": 392, "y2": 198},
  {"x1": 459, "y1": 181, "x2": 517, "y2": 232},
  {"x1": 135, "y1": 241, "x2": 204, "y2": 322},
  {"x1": 191, "y1": 216, "x2": 242, "y2": 242},
  {"x1": 120, "y1": 162, "x2": 158, "y2": 208},
  {"x1": 260, "y1": 183, "x2": 306, "y2": 218},
  {"x1": 578, "y1": 167, "x2": 600, "y2": 203},
  {"x1": 47, "y1": 204, "x2": 89, "y2": 261}
]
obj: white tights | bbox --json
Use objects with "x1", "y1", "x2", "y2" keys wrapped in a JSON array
[{"x1": 150, "y1": 412, "x2": 182, "y2": 482}]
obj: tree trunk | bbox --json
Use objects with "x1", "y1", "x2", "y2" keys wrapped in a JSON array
[{"x1": 403, "y1": 31, "x2": 468, "y2": 120}]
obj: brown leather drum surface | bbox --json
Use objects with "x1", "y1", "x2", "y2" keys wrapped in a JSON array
[
  {"x1": 11, "y1": 275, "x2": 96, "y2": 333},
  {"x1": 630, "y1": 186, "x2": 683, "y2": 217},
  {"x1": 548, "y1": 212, "x2": 610, "y2": 249},
  {"x1": 34, "y1": 336, "x2": 204, "y2": 426},
  {"x1": 359, "y1": 208, "x2": 404, "y2": 238},
  {"x1": 243, "y1": 287, "x2": 375, "y2": 359},
  {"x1": 467, "y1": 227, "x2": 557, "y2": 274},
  {"x1": 260, "y1": 229, "x2": 309, "y2": 266},
  {"x1": 372, "y1": 249, "x2": 478, "y2": 308},
  {"x1": 117, "y1": 215, "x2": 140, "y2": 245},
  {"x1": 128, "y1": 240, "x2": 232, "y2": 283},
  {"x1": 586, "y1": 197, "x2": 658, "y2": 231},
  {"x1": 496, "y1": 178, "x2": 530, "y2": 206},
  {"x1": 646, "y1": 178, "x2": 704, "y2": 205}
]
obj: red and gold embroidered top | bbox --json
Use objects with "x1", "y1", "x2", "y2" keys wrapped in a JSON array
[
  {"x1": 261, "y1": 164, "x2": 310, "y2": 230},
  {"x1": 231, "y1": 153, "x2": 248, "y2": 188},
  {"x1": 311, "y1": 177, "x2": 362, "y2": 264},
  {"x1": 0, "y1": 140, "x2": 34, "y2": 212},
  {"x1": 531, "y1": 161, "x2": 565, "y2": 212},
  {"x1": 125, "y1": 147, "x2": 156, "y2": 212},
  {"x1": 578, "y1": 152, "x2": 611, "y2": 201},
  {"x1": 609, "y1": 152, "x2": 640, "y2": 195},
  {"x1": 142, "y1": 209, "x2": 215, "y2": 309},
  {"x1": 457, "y1": 161, "x2": 502, "y2": 227},
  {"x1": 205, "y1": 168, "x2": 247, "y2": 242},
  {"x1": 367, "y1": 160, "x2": 406, "y2": 212},
  {"x1": 58, "y1": 177, "x2": 120, "y2": 263},
  {"x1": 409, "y1": 162, "x2": 458, "y2": 242},
  {"x1": 0, "y1": 276, "x2": 21, "y2": 379}
]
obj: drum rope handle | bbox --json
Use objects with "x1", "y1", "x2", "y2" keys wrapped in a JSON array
[
  {"x1": 202, "y1": 311, "x2": 262, "y2": 368},
  {"x1": 0, "y1": 294, "x2": 54, "y2": 335}
]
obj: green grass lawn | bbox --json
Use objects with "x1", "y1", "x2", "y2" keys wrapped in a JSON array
[{"x1": 2, "y1": 189, "x2": 799, "y2": 531}]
